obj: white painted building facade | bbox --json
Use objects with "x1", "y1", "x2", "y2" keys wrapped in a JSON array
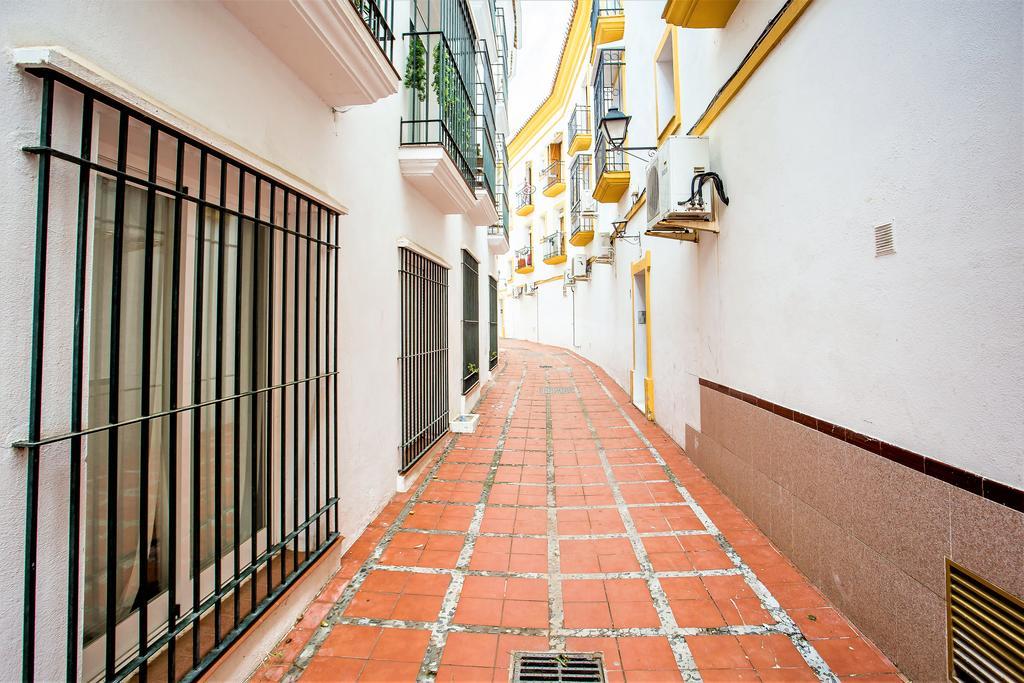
[
  {"x1": 499, "y1": 1, "x2": 1024, "y2": 680},
  {"x1": 0, "y1": 0, "x2": 517, "y2": 679}
]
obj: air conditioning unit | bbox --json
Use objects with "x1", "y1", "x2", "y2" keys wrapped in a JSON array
[
  {"x1": 570, "y1": 254, "x2": 588, "y2": 280},
  {"x1": 512, "y1": 285, "x2": 523, "y2": 298},
  {"x1": 646, "y1": 136, "x2": 718, "y2": 231},
  {"x1": 593, "y1": 233, "x2": 614, "y2": 264},
  {"x1": 525, "y1": 283, "x2": 537, "y2": 296}
]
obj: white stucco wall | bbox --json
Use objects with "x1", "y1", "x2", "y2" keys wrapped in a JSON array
[
  {"x1": 502, "y1": 0, "x2": 1024, "y2": 489},
  {"x1": 0, "y1": 0, "x2": 503, "y2": 677}
]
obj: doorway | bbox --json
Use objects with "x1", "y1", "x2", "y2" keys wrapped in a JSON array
[{"x1": 631, "y1": 252, "x2": 653, "y2": 419}]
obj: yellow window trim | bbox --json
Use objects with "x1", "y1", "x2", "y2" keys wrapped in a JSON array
[
  {"x1": 653, "y1": 26, "x2": 682, "y2": 147},
  {"x1": 689, "y1": 0, "x2": 815, "y2": 135},
  {"x1": 629, "y1": 250, "x2": 654, "y2": 421}
]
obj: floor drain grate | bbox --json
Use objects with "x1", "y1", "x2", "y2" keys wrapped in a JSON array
[
  {"x1": 510, "y1": 652, "x2": 606, "y2": 683},
  {"x1": 543, "y1": 386, "x2": 574, "y2": 394}
]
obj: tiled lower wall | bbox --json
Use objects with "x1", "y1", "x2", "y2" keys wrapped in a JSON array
[{"x1": 685, "y1": 385, "x2": 1024, "y2": 682}]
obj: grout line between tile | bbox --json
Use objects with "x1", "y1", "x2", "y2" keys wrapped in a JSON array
[
  {"x1": 416, "y1": 364, "x2": 528, "y2": 679},
  {"x1": 579, "y1": 361, "x2": 839, "y2": 682},
  {"x1": 570, "y1": 361, "x2": 702, "y2": 682}
]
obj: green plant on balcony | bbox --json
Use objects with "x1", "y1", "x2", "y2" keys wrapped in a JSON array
[
  {"x1": 432, "y1": 42, "x2": 473, "y2": 147},
  {"x1": 405, "y1": 35, "x2": 427, "y2": 101}
]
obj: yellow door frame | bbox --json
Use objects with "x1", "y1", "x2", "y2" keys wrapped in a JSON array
[{"x1": 630, "y1": 251, "x2": 654, "y2": 421}]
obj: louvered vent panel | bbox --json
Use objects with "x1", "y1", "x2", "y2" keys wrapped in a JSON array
[
  {"x1": 874, "y1": 222, "x2": 896, "y2": 257},
  {"x1": 947, "y1": 560, "x2": 1024, "y2": 682},
  {"x1": 646, "y1": 162, "x2": 660, "y2": 225},
  {"x1": 511, "y1": 652, "x2": 606, "y2": 683}
]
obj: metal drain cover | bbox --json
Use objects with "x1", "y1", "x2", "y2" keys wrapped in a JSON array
[
  {"x1": 511, "y1": 652, "x2": 606, "y2": 682},
  {"x1": 543, "y1": 386, "x2": 574, "y2": 394}
]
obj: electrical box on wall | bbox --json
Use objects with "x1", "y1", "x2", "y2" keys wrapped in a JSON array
[{"x1": 646, "y1": 136, "x2": 719, "y2": 232}]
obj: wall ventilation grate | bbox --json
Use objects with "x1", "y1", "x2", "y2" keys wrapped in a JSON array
[
  {"x1": 946, "y1": 560, "x2": 1024, "y2": 682},
  {"x1": 874, "y1": 222, "x2": 896, "y2": 257},
  {"x1": 511, "y1": 652, "x2": 606, "y2": 683}
]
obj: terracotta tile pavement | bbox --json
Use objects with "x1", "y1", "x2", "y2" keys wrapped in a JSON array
[{"x1": 251, "y1": 341, "x2": 901, "y2": 682}]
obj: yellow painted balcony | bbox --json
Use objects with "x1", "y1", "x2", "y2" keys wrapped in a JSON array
[
  {"x1": 515, "y1": 185, "x2": 534, "y2": 216},
  {"x1": 662, "y1": 0, "x2": 739, "y2": 28},
  {"x1": 568, "y1": 105, "x2": 592, "y2": 155},
  {"x1": 569, "y1": 211, "x2": 595, "y2": 246},
  {"x1": 515, "y1": 247, "x2": 534, "y2": 274},
  {"x1": 591, "y1": 0, "x2": 625, "y2": 48},
  {"x1": 593, "y1": 137, "x2": 629, "y2": 203},
  {"x1": 542, "y1": 160, "x2": 565, "y2": 198},
  {"x1": 542, "y1": 233, "x2": 567, "y2": 265}
]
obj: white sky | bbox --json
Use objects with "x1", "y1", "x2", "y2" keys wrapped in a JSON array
[{"x1": 508, "y1": 0, "x2": 574, "y2": 133}]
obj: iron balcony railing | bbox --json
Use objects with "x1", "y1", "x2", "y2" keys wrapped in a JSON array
[
  {"x1": 543, "y1": 160, "x2": 564, "y2": 192},
  {"x1": 570, "y1": 153, "x2": 593, "y2": 208},
  {"x1": 593, "y1": 48, "x2": 625, "y2": 138},
  {"x1": 475, "y1": 43, "x2": 497, "y2": 202},
  {"x1": 591, "y1": 0, "x2": 624, "y2": 40},
  {"x1": 19, "y1": 72, "x2": 341, "y2": 683},
  {"x1": 571, "y1": 209, "x2": 596, "y2": 239},
  {"x1": 497, "y1": 183, "x2": 510, "y2": 231},
  {"x1": 488, "y1": 223, "x2": 509, "y2": 244},
  {"x1": 515, "y1": 246, "x2": 533, "y2": 271},
  {"x1": 595, "y1": 130, "x2": 627, "y2": 180},
  {"x1": 462, "y1": 250, "x2": 480, "y2": 394},
  {"x1": 568, "y1": 105, "x2": 591, "y2": 150},
  {"x1": 515, "y1": 183, "x2": 533, "y2": 212},
  {"x1": 351, "y1": 0, "x2": 396, "y2": 63},
  {"x1": 495, "y1": 7, "x2": 509, "y2": 82},
  {"x1": 401, "y1": 24, "x2": 477, "y2": 189},
  {"x1": 542, "y1": 232, "x2": 565, "y2": 261},
  {"x1": 570, "y1": 154, "x2": 595, "y2": 238}
]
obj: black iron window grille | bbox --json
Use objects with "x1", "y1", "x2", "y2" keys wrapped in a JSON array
[
  {"x1": 568, "y1": 105, "x2": 592, "y2": 150},
  {"x1": 590, "y1": 0, "x2": 624, "y2": 40},
  {"x1": 402, "y1": 0, "x2": 478, "y2": 190},
  {"x1": 351, "y1": 0, "x2": 396, "y2": 63},
  {"x1": 461, "y1": 250, "x2": 480, "y2": 394},
  {"x1": 18, "y1": 72, "x2": 341, "y2": 682},
  {"x1": 543, "y1": 160, "x2": 564, "y2": 192},
  {"x1": 475, "y1": 43, "x2": 497, "y2": 203},
  {"x1": 488, "y1": 277, "x2": 498, "y2": 369},
  {"x1": 542, "y1": 232, "x2": 565, "y2": 261},
  {"x1": 399, "y1": 247, "x2": 449, "y2": 472}
]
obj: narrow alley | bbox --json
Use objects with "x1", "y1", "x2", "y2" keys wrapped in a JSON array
[{"x1": 256, "y1": 341, "x2": 898, "y2": 682}]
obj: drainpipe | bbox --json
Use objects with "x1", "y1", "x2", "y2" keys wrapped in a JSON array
[
  {"x1": 535, "y1": 288, "x2": 540, "y2": 343},
  {"x1": 571, "y1": 284, "x2": 577, "y2": 349}
]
